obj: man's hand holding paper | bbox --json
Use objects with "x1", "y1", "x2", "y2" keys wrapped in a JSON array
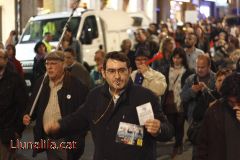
[{"x1": 136, "y1": 102, "x2": 161, "y2": 136}]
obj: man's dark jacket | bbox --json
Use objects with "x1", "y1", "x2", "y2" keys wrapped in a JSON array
[
  {"x1": 27, "y1": 71, "x2": 88, "y2": 159},
  {"x1": 196, "y1": 99, "x2": 240, "y2": 160},
  {"x1": 60, "y1": 80, "x2": 174, "y2": 160},
  {"x1": 0, "y1": 66, "x2": 28, "y2": 145}
]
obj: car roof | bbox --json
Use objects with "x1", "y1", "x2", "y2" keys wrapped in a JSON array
[{"x1": 30, "y1": 9, "x2": 85, "y2": 21}]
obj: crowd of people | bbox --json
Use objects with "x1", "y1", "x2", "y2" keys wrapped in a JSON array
[{"x1": 0, "y1": 16, "x2": 240, "y2": 160}]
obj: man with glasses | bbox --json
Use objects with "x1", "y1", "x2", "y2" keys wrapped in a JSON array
[
  {"x1": 131, "y1": 47, "x2": 167, "y2": 97},
  {"x1": 196, "y1": 71, "x2": 240, "y2": 160},
  {"x1": 46, "y1": 51, "x2": 173, "y2": 160},
  {"x1": 0, "y1": 49, "x2": 28, "y2": 159},
  {"x1": 23, "y1": 51, "x2": 88, "y2": 160}
]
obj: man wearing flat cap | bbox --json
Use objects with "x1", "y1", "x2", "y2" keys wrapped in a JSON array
[
  {"x1": 23, "y1": 51, "x2": 88, "y2": 160},
  {"x1": 131, "y1": 47, "x2": 167, "y2": 97}
]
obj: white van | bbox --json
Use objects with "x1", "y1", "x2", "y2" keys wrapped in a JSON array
[{"x1": 16, "y1": 9, "x2": 133, "y2": 85}]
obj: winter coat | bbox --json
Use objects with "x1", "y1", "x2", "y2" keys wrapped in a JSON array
[
  {"x1": 0, "y1": 66, "x2": 28, "y2": 145},
  {"x1": 60, "y1": 80, "x2": 174, "y2": 160},
  {"x1": 196, "y1": 99, "x2": 240, "y2": 160},
  {"x1": 27, "y1": 71, "x2": 88, "y2": 159}
]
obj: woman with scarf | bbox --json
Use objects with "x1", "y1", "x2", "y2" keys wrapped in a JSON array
[{"x1": 163, "y1": 47, "x2": 194, "y2": 159}]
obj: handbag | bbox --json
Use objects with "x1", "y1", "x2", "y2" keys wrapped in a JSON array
[
  {"x1": 164, "y1": 74, "x2": 179, "y2": 114},
  {"x1": 164, "y1": 90, "x2": 178, "y2": 113}
]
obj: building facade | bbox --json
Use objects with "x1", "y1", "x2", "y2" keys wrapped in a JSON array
[
  {"x1": 0, "y1": 0, "x2": 16, "y2": 42},
  {"x1": 0, "y1": 0, "x2": 156, "y2": 42},
  {"x1": 0, "y1": 0, "x2": 234, "y2": 42}
]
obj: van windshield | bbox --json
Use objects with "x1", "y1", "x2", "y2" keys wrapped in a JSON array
[{"x1": 20, "y1": 17, "x2": 80, "y2": 43}]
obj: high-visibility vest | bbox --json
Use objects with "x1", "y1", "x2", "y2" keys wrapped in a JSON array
[
  {"x1": 43, "y1": 22, "x2": 56, "y2": 36},
  {"x1": 42, "y1": 40, "x2": 52, "y2": 53}
]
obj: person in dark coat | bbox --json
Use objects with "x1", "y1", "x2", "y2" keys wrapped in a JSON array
[
  {"x1": 180, "y1": 54, "x2": 215, "y2": 160},
  {"x1": 134, "y1": 28, "x2": 159, "y2": 59},
  {"x1": 0, "y1": 49, "x2": 28, "y2": 159},
  {"x1": 196, "y1": 72, "x2": 240, "y2": 160},
  {"x1": 47, "y1": 51, "x2": 174, "y2": 160},
  {"x1": 6, "y1": 44, "x2": 24, "y2": 77},
  {"x1": 32, "y1": 41, "x2": 47, "y2": 86},
  {"x1": 180, "y1": 54, "x2": 216, "y2": 124},
  {"x1": 23, "y1": 51, "x2": 88, "y2": 160},
  {"x1": 64, "y1": 48, "x2": 92, "y2": 89}
]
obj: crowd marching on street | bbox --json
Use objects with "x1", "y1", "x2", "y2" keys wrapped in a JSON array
[{"x1": 0, "y1": 14, "x2": 240, "y2": 160}]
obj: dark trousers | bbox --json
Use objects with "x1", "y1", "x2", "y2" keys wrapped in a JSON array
[
  {"x1": 192, "y1": 145, "x2": 197, "y2": 160},
  {"x1": 45, "y1": 138, "x2": 67, "y2": 160},
  {"x1": 46, "y1": 149, "x2": 67, "y2": 160},
  {"x1": 0, "y1": 139, "x2": 16, "y2": 160},
  {"x1": 167, "y1": 112, "x2": 185, "y2": 148},
  {"x1": 45, "y1": 137, "x2": 85, "y2": 160}
]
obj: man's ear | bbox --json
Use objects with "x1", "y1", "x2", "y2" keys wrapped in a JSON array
[{"x1": 101, "y1": 69, "x2": 106, "y2": 79}]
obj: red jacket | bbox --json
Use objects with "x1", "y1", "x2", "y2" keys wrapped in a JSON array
[{"x1": 10, "y1": 58, "x2": 24, "y2": 77}]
